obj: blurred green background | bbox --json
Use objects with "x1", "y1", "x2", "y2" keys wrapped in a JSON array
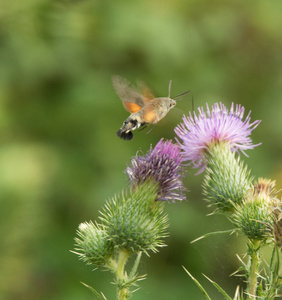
[{"x1": 1, "y1": 0, "x2": 282, "y2": 299}]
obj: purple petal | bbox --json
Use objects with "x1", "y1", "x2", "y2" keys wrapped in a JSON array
[
  {"x1": 126, "y1": 139, "x2": 186, "y2": 201},
  {"x1": 174, "y1": 102, "x2": 261, "y2": 173}
]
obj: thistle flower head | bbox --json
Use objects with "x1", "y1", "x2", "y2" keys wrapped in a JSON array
[
  {"x1": 126, "y1": 139, "x2": 186, "y2": 201},
  {"x1": 175, "y1": 102, "x2": 261, "y2": 173},
  {"x1": 233, "y1": 178, "x2": 276, "y2": 241},
  {"x1": 250, "y1": 178, "x2": 277, "y2": 204}
]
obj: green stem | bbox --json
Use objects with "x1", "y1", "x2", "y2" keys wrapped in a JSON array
[
  {"x1": 247, "y1": 240, "x2": 260, "y2": 300},
  {"x1": 116, "y1": 249, "x2": 130, "y2": 300}
]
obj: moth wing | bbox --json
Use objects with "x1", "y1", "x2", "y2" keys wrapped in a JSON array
[
  {"x1": 112, "y1": 76, "x2": 146, "y2": 113},
  {"x1": 136, "y1": 79, "x2": 155, "y2": 104},
  {"x1": 122, "y1": 102, "x2": 142, "y2": 113}
]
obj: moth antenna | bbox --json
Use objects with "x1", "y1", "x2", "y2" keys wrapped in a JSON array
[
  {"x1": 173, "y1": 90, "x2": 190, "y2": 100},
  {"x1": 192, "y1": 93, "x2": 194, "y2": 112},
  {"x1": 168, "y1": 80, "x2": 172, "y2": 98}
]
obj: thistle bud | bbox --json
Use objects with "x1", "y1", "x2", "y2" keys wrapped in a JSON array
[
  {"x1": 100, "y1": 183, "x2": 169, "y2": 255},
  {"x1": 233, "y1": 178, "x2": 275, "y2": 241},
  {"x1": 74, "y1": 221, "x2": 113, "y2": 267}
]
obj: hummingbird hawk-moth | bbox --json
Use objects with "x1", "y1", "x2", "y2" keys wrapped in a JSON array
[{"x1": 112, "y1": 75, "x2": 189, "y2": 140}]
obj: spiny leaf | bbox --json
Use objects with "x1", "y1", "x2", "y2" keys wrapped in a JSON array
[
  {"x1": 80, "y1": 282, "x2": 108, "y2": 300},
  {"x1": 183, "y1": 266, "x2": 212, "y2": 300},
  {"x1": 203, "y1": 274, "x2": 232, "y2": 300},
  {"x1": 233, "y1": 286, "x2": 244, "y2": 300},
  {"x1": 191, "y1": 229, "x2": 235, "y2": 244}
]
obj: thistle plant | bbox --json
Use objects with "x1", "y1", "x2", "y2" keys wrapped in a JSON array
[
  {"x1": 73, "y1": 139, "x2": 185, "y2": 300},
  {"x1": 74, "y1": 101, "x2": 282, "y2": 299},
  {"x1": 175, "y1": 102, "x2": 282, "y2": 299}
]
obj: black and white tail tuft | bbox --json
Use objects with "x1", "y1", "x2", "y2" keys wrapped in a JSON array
[{"x1": 116, "y1": 129, "x2": 133, "y2": 140}]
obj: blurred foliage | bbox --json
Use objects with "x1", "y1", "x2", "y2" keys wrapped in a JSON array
[{"x1": 0, "y1": 0, "x2": 282, "y2": 299}]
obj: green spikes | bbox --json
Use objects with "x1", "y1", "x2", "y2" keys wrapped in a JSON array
[
  {"x1": 73, "y1": 221, "x2": 114, "y2": 268},
  {"x1": 101, "y1": 181, "x2": 169, "y2": 254},
  {"x1": 203, "y1": 143, "x2": 252, "y2": 212}
]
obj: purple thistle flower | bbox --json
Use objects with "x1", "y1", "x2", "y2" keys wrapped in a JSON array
[
  {"x1": 126, "y1": 139, "x2": 186, "y2": 201},
  {"x1": 174, "y1": 102, "x2": 261, "y2": 173}
]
